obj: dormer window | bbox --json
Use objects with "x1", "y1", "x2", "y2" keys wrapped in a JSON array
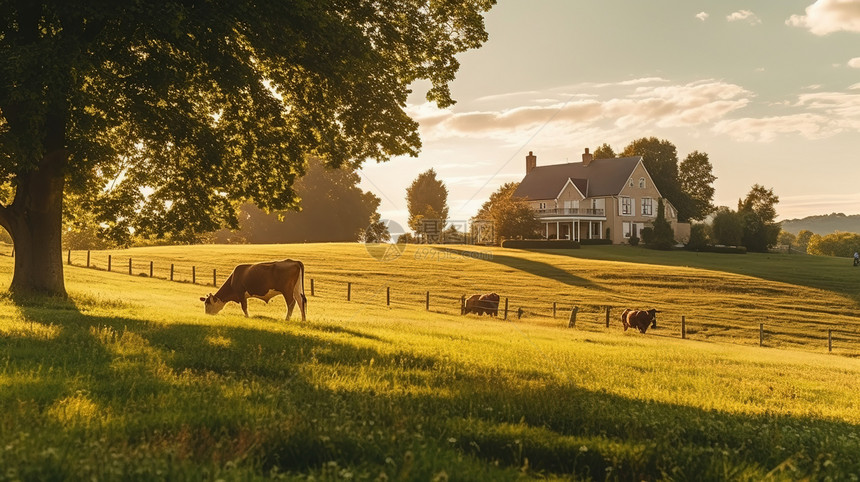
[
  {"x1": 639, "y1": 177, "x2": 646, "y2": 188},
  {"x1": 628, "y1": 179, "x2": 634, "y2": 188}
]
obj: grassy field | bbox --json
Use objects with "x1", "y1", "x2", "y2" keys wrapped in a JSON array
[{"x1": 1, "y1": 243, "x2": 860, "y2": 480}]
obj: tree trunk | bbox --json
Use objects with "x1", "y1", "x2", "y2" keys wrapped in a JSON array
[{"x1": 4, "y1": 149, "x2": 67, "y2": 297}]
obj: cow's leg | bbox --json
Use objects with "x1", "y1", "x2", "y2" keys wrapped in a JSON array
[
  {"x1": 292, "y1": 282, "x2": 306, "y2": 322},
  {"x1": 285, "y1": 295, "x2": 295, "y2": 321},
  {"x1": 240, "y1": 299, "x2": 249, "y2": 317}
]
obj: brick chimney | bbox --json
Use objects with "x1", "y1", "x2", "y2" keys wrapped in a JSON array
[
  {"x1": 582, "y1": 147, "x2": 593, "y2": 167},
  {"x1": 526, "y1": 151, "x2": 537, "y2": 174}
]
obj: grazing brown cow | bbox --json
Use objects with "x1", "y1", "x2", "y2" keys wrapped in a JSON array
[
  {"x1": 464, "y1": 294, "x2": 483, "y2": 315},
  {"x1": 463, "y1": 292, "x2": 501, "y2": 316},
  {"x1": 621, "y1": 308, "x2": 658, "y2": 334},
  {"x1": 478, "y1": 293, "x2": 501, "y2": 317},
  {"x1": 200, "y1": 259, "x2": 306, "y2": 321}
]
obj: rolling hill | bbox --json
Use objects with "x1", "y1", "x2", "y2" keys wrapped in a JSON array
[
  {"x1": 781, "y1": 212, "x2": 860, "y2": 235},
  {"x1": 1, "y1": 243, "x2": 859, "y2": 480}
]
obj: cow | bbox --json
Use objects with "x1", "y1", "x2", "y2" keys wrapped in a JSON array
[
  {"x1": 200, "y1": 259, "x2": 307, "y2": 321},
  {"x1": 463, "y1": 292, "x2": 501, "y2": 316},
  {"x1": 478, "y1": 292, "x2": 501, "y2": 317},
  {"x1": 621, "y1": 308, "x2": 658, "y2": 334},
  {"x1": 463, "y1": 294, "x2": 483, "y2": 315}
]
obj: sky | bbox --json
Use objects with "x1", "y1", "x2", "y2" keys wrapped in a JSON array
[{"x1": 358, "y1": 0, "x2": 860, "y2": 232}]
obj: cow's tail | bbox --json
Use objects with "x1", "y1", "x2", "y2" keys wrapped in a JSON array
[{"x1": 299, "y1": 261, "x2": 307, "y2": 305}]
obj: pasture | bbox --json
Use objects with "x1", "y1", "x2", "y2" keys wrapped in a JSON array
[{"x1": 1, "y1": 243, "x2": 860, "y2": 480}]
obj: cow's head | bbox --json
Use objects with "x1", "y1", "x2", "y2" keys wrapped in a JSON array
[
  {"x1": 199, "y1": 293, "x2": 226, "y2": 315},
  {"x1": 647, "y1": 309, "x2": 659, "y2": 327}
]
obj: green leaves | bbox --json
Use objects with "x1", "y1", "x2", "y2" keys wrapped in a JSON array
[{"x1": 1, "y1": 0, "x2": 494, "y2": 241}]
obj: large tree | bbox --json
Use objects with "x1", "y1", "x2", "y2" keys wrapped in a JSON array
[
  {"x1": 679, "y1": 150, "x2": 717, "y2": 221},
  {"x1": 406, "y1": 168, "x2": 449, "y2": 240},
  {"x1": 223, "y1": 157, "x2": 383, "y2": 243},
  {"x1": 0, "y1": 1, "x2": 494, "y2": 295},
  {"x1": 621, "y1": 137, "x2": 692, "y2": 222},
  {"x1": 738, "y1": 184, "x2": 781, "y2": 252},
  {"x1": 473, "y1": 182, "x2": 539, "y2": 244}
]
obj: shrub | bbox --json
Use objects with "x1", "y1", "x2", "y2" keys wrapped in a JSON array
[
  {"x1": 640, "y1": 227, "x2": 654, "y2": 245},
  {"x1": 628, "y1": 235, "x2": 639, "y2": 246},
  {"x1": 501, "y1": 239, "x2": 580, "y2": 249},
  {"x1": 579, "y1": 239, "x2": 613, "y2": 246},
  {"x1": 686, "y1": 223, "x2": 711, "y2": 251}
]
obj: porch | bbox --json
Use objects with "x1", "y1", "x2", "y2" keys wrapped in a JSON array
[{"x1": 540, "y1": 217, "x2": 607, "y2": 241}]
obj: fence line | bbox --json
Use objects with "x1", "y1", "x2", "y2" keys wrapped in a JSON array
[{"x1": 56, "y1": 249, "x2": 860, "y2": 354}]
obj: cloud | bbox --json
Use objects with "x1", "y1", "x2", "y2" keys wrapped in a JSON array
[
  {"x1": 849, "y1": 57, "x2": 860, "y2": 68},
  {"x1": 713, "y1": 90, "x2": 860, "y2": 141},
  {"x1": 727, "y1": 10, "x2": 762, "y2": 25},
  {"x1": 712, "y1": 114, "x2": 833, "y2": 142},
  {"x1": 409, "y1": 79, "x2": 751, "y2": 144},
  {"x1": 787, "y1": 0, "x2": 860, "y2": 35},
  {"x1": 696, "y1": 12, "x2": 709, "y2": 22}
]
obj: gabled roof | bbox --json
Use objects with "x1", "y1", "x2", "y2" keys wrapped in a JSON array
[{"x1": 513, "y1": 156, "x2": 643, "y2": 200}]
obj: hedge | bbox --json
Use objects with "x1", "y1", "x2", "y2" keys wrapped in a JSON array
[{"x1": 501, "y1": 239, "x2": 581, "y2": 249}]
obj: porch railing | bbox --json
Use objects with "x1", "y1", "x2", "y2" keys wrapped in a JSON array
[{"x1": 536, "y1": 208, "x2": 605, "y2": 217}]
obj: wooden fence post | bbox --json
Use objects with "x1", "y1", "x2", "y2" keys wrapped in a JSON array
[
  {"x1": 517, "y1": 307, "x2": 523, "y2": 319},
  {"x1": 552, "y1": 302, "x2": 557, "y2": 318},
  {"x1": 828, "y1": 329, "x2": 832, "y2": 352},
  {"x1": 192, "y1": 266, "x2": 196, "y2": 284},
  {"x1": 150, "y1": 261, "x2": 154, "y2": 278},
  {"x1": 605, "y1": 306, "x2": 610, "y2": 328},
  {"x1": 503, "y1": 298, "x2": 509, "y2": 320},
  {"x1": 460, "y1": 295, "x2": 465, "y2": 315},
  {"x1": 681, "y1": 316, "x2": 686, "y2": 339},
  {"x1": 568, "y1": 306, "x2": 579, "y2": 328},
  {"x1": 108, "y1": 255, "x2": 112, "y2": 272},
  {"x1": 387, "y1": 287, "x2": 391, "y2": 306},
  {"x1": 347, "y1": 282, "x2": 351, "y2": 301},
  {"x1": 67, "y1": 250, "x2": 71, "y2": 265},
  {"x1": 128, "y1": 258, "x2": 132, "y2": 275},
  {"x1": 170, "y1": 263, "x2": 174, "y2": 281},
  {"x1": 425, "y1": 291, "x2": 430, "y2": 311},
  {"x1": 310, "y1": 278, "x2": 315, "y2": 296},
  {"x1": 759, "y1": 323, "x2": 764, "y2": 347},
  {"x1": 86, "y1": 250, "x2": 90, "y2": 267},
  {"x1": 213, "y1": 269, "x2": 217, "y2": 286}
]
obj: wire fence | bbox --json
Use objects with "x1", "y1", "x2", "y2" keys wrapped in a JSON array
[{"x1": 4, "y1": 247, "x2": 859, "y2": 356}]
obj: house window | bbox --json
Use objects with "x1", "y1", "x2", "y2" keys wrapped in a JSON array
[
  {"x1": 628, "y1": 179, "x2": 634, "y2": 188},
  {"x1": 590, "y1": 222, "x2": 601, "y2": 238},
  {"x1": 642, "y1": 198, "x2": 653, "y2": 216},
  {"x1": 538, "y1": 202, "x2": 546, "y2": 210},
  {"x1": 621, "y1": 197, "x2": 633, "y2": 215},
  {"x1": 623, "y1": 222, "x2": 644, "y2": 239},
  {"x1": 639, "y1": 177, "x2": 646, "y2": 188}
]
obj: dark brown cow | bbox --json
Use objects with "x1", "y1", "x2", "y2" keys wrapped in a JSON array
[
  {"x1": 478, "y1": 293, "x2": 501, "y2": 317},
  {"x1": 200, "y1": 259, "x2": 306, "y2": 321},
  {"x1": 464, "y1": 294, "x2": 483, "y2": 315},
  {"x1": 463, "y1": 292, "x2": 501, "y2": 316},
  {"x1": 621, "y1": 308, "x2": 658, "y2": 334}
]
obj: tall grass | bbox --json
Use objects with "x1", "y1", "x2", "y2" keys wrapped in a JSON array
[{"x1": 1, "y1": 244, "x2": 859, "y2": 480}]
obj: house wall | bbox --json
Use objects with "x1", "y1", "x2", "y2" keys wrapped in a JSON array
[
  {"x1": 605, "y1": 161, "x2": 679, "y2": 244},
  {"x1": 557, "y1": 182, "x2": 585, "y2": 206}
]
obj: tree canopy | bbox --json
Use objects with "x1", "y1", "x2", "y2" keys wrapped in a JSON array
[
  {"x1": 738, "y1": 184, "x2": 781, "y2": 252},
  {"x1": 215, "y1": 157, "x2": 383, "y2": 244},
  {"x1": 679, "y1": 150, "x2": 716, "y2": 221},
  {"x1": 473, "y1": 182, "x2": 539, "y2": 244},
  {"x1": 406, "y1": 168, "x2": 449, "y2": 239},
  {"x1": 0, "y1": 0, "x2": 495, "y2": 294}
]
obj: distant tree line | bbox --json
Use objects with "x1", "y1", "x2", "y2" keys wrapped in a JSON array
[
  {"x1": 687, "y1": 184, "x2": 781, "y2": 253},
  {"x1": 779, "y1": 229, "x2": 860, "y2": 257}
]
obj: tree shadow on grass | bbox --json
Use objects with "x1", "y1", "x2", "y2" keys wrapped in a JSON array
[
  {"x1": 439, "y1": 247, "x2": 611, "y2": 291},
  {"x1": 3, "y1": 293, "x2": 859, "y2": 480}
]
